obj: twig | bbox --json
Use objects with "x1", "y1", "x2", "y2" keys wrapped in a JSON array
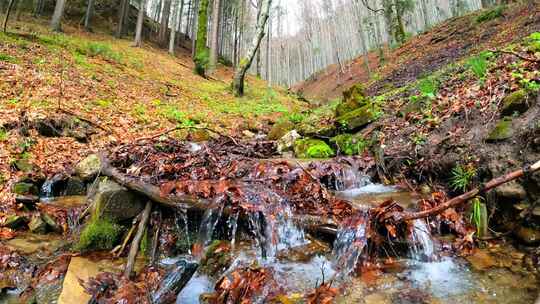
[
  {"x1": 124, "y1": 200, "x2": 152, "y2": 279},
  {"x1": 490, "y1": 49, "x2": 540, "y2": 63},
  {"x1": 112, "y1": 215, "x2": 139, "y2": 257},
  {"x1": 385, "y1": 160, "x2": 540, "y2": 222},
  {"x1": 58, "y1": 108, "x2": 110, "y2": 133},
  {"x1": 135, "y1": 125, "x2": 239, "y2": 146}
]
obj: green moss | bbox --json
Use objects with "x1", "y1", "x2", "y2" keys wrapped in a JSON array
[
  {"x1": 487, "y1": 117, "x2": 513, "y2": 141},
  {"x1": 0, "y1": 128, "x2": 7, "y2": 141},
  {"x1": 501, "y1": 89, "x2": 530, "y2": 116},
  {"x1": 330, "y1": 134, "x2": 368, "y2": 156},
  {"x1": 77, "y1": 42, "x2": 122, "y2": 63},
  {"x1": 336, "y1": 84, "x2": 369, "y2": 116},
  {"x1": 294, "y1": 139, "x2": 335, "y2": 158},
  {"x1": 140, "y1": 227, "x2": 149, "y2": 256},
  {"x1": 0, "y1": 53, "x2": 18, "y2": 64},
  {"x1": 475, "y1": 5, "x2": 505, "y2": 23},
  {"x1": 336, "y1": 104, "x2": 381, "y2": 132},
  {"x1": 194, "y1": 0, "x2": 210, "y2": 76},
  {"x1": 12, "y1": 182, "x2": 38, "y2": 195},
  {"x1": 75, "y1": 218, "x2": 123, "y2": 252}
]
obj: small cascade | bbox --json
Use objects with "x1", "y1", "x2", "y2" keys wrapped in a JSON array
[
  {"x1": 40, "y1": 173, "x2": 65, "y2": 198},
  {"x1": 263, "y1": 202, "x2": 307, "y2": 258},
  {"x1": 409, "y1": 219, "x2": 435, "y2": 262},
  {"x1": 175, "y1": 208, "x2": 192, "y2": 254},
  {"x1": 333, "y1": 164, "x2": 371, "y2": 191},
  {"x1": 197, "y1": 202, "x2": 225, "y2": 249},
  {"x1": 331, "y1": 212, "x2": 369, "y2": 275},
  {"x1": 227, "y1": 212, "x2": 239, "y2": 250}
]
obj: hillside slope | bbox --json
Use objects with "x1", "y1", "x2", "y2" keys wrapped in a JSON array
[{"x1": 293, "y1": 3, "x2": 540, "y2": 103}]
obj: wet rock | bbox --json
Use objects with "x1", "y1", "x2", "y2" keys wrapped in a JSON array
[
  {"x1": 35, "y1": 118, "x2": 63, "y2": 137},
  {"x1": 12, "y1": 182, "x2": 39, "y2": 195},
  {"x1": 486, "y1": 117, "x2": 513, "y2": 142},
  {"x1": 501, "y1": 89, "x2": 531, "y2": 116},
  {"x1": 200, "y1": 241, "x2": 232, "y2": 276},
  {"x1": 293, "y1": 138, "x2": 335, "y2": 158},
  {"x1": 152, "y1": 259, "x2": 199, "y2": 304},
  {"x1": 336, "y1": 104, "x2": 380, "y2": 132},
  {"x1": 91, "y1": 178, "x2": 144, "y2": 222},
  {"x1": 277, "y1": 130, "x2": 301, "y2": 153},
  {"x1": 3, "y1": 215, "x2": 28, "y2": 229},
  {"x1": 75, "y1": 154, "x2": 101, "y2": 181},
  {"x1": 29, "y1": 215, "x2": 48, "y2": 234},
  {"x1": 15, "y1": 194, "x2": 39, "y2": 207},
  {"x1": 75, "y1": 217, "x2": 123, "y2": 251},
  {"x1": 12, "y1": 158, "x2": 34, "y2": 172},
  {"x1": 57, "y1": 257, "x2": 102, "y2": 304},
  {"x1": 514, "y1": 226, "x2": 540, "y2": 245},
  {"x1": 336, "y1": 84, "x2": 369, "y2": 117},
  {"x1": 495, "y1": 181, "x2": 527, "y2": 200},
  {"x1": 42, "y1": 213, "x2": 62, "y2": 233},
  {"x1": 297, "y1": 107, "x2": 337, "y2": 137},
  {"x1": 40, "y1": 173, "x2": 68, "y2": 197},
  {"x1": 64, "y1": 177, "x2": 86, "y2": 196},
  {"x1": 269, "y1": 120, "x2": 295, "y2": 140}
]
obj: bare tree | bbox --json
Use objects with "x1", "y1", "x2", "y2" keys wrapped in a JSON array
[
  {"x1": 84, "y1": 0, "x2": 95, "y2": 31},
  {"x1": 3, "y1": 0, "x2": 16, "y2": 33},
  {"x1": 169, "y1": 0, "x2": 182, "y2": 54},
  {"x1": 232, "y1": 0, "x2": 271, "y2": 96},
  {"x1": 50, "y1": 0, "x2": 66, "y2": 32},
  {"x1": 134, "y1": 0, "x2": 147, "y2": 46},
  {"x1": 116, "y1": 0, "x2": 129, "y2": 38},
  {"x1": 158, "y1": 0, "x2": 172, "y2": 45},
  {"x1": 208, "y1": 0, "x2": 221, "y2": 73}
]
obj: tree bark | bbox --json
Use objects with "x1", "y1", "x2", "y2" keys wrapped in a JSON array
[
  {"x1": 168, "y1": 0, "x2": 180, "y2": 54},
  {"x1": 232, "y1": 0, "x2": 271, "y2": 96},
  {"x1": 84, "y1": 0, "x2": 95, "y2": 32},
  {"x1": 158, "y1": 0, "x2": 172, "y2": 46},
  {"x1": 208, "y1": 0, "x2": 221, "y2": 73},
  {"x1": 193, "y1": 0, "x2": 208, "y2": 76},
  {"x1": 134, "y1": 0, "x2": 146, "y2": 47},
  {"x1": 2, "y1": 0, "x2": 16, "y2": 33},
  {"x1": 50, "y1": 0, "x2": 66, "y2": 32},
  {"x1": 115, "y1": 0, "x2": 129, "y2": 38},
  {"x1": 124, "y1": 200, "x2": 152, "y2": 279}
]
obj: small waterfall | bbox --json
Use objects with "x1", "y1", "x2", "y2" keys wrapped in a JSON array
[
  {"x1": 332, "y1": 212, "x2": 369, "y2": 275},
  {"x1": 175, "y1": 209, "x2": 192, "y2": 254},
  {"x1": 334, "y1": 165, "x2": 371, "y2": 191},
  {"x1": 409, "y1": 219, "x2": 435, "y2": 261},
  {"x1": 263, "y1": 202, "x2": 307, "y2": 258},
  {"x1": 197, "y1": 203, "x2": 225, "y2": 249},
  {"x1": 227, "y1": 212, "x2": 239, "y2": 250}
]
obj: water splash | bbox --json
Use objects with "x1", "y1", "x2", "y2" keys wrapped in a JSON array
[
  {"x1": 175, "y1": 208, "x2": 191, "y2": 254},
  {"x1": 197, "y1": 202, "x2": 225, "y2": 249},
  {"x1": 409, "y1": 219, "x2": 435, "y2": 262},
  {"x1": 40, "y1": 173, "x2": 65, "y2": 198},
  {"x1": 332, "y1": 212, "x2": 369, "y2": 275},
  {"x1": 334, "y1": 165, "x2": 371, "y2": 191},
  {"x1": 227, "y1": 212, "x2": 239, "y2": 250}
]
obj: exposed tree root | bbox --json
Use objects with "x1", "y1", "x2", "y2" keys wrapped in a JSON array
[{"x1": 124, "y1": 200, "x2": 152, "y2": 279}]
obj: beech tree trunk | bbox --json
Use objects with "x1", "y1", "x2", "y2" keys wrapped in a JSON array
[
  {"x1": 3, "y1": 0, "x2": 16, "y2": 33},
  {"x1": 208, "y1": 0, "x2": 221, "y2": 73},
  {"x1": 50, "y1": 0, "x2": 66, "y2": 32},
  {"x1": 168, "y1": 0, "x2": 181, "y2": 54},
  {"x1": 134, "y1": 0, "x2": 146, "y2": 46},
  {"x1": 84, "y1": 0, "x2": 94, "y2": 31},
  {"x1": 232, "y1": 0, "x2": 271, "y2": 96},
  {"x1": 116, "y1": 0, "x2": 129, "y2": 38},
  {"x1": 193, "y1": 0, "x2": 208, "y2": 76},
  {"x1": 159, "y1": 0, "x2": 172, "y2": 46}
]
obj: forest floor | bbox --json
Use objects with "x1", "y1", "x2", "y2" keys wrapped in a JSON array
[
  {"x1": 293, "y1": 3, "x2": 540, "y2": 103},
  {"x1": 0, "y1": 16, "x2": 306, "y2": 202}
]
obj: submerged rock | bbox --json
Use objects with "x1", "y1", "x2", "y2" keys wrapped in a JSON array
[
  {"x1": 91, "y1": 178, "x2": 144, "y2": 222},
  {"x1": 336, "y1": 104, "x2": 380, "y2": 132},
  {"x1": 64, "y1": 177, "x2": 86, "y2": 196},
  {"x1": 486, "y1": 117, "x2": 513, "y2": 141},
  {"x1": 294, "y1": 138, "x2": 335, "y2": 158},
  {"x1": 514, "y1": 226, "x2": 540, "y2": 245},
  {"x1": 75, "y1": 154, "x2": 101, "y2": 181},
  {"x1": 500, "y1": 89, "x2": 532, "y2": 116}
]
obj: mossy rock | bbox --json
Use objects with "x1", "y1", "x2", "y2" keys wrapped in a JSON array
[
  {"x1": 293, "y1": 138, "x2": 335, "y2": 158},
  {"x1": 12, "y1": 158, "x2": 34, "y2": 173},
  {"x1": 28, "y1": 216, "x2": 47, "y2": 234},
  {"x1": 296, "y1": 107, "x2": 337, "y2": 137},
  {"x1": 336, "y1": 84, "x2": 369, "y2": 117},
  {"x1": 199, "y1": 240, "x2": 232, "y2": 276},
  {"x1": 501, "y1": 89, "x2": 531, "y2": 116},
  {"x1": 91, "y1": 178, "x2": 145, "y2": 222},
  {"x1": 268, "y1": 120, "x2": 295, "y2": 140},
  {"x1": 3, "y1": 215, "x2": 28, "y2": 229},
  {"x1": 330, "y1": 134, "x2": 368, "y2": 156},
  {"x1": 75, "y1": 154, "x2": 101, "y2": 181},
  {"x1": 75, "y1": 217, "x2": 123, "y2": 251},
  {"x1": 12, "y1": 182, "x2": 39, "y2": 195},
  {"x1": 486, "y1": 117, "x2": 514, "y2": 142},
  {"x1": 336, "y1": 104, "x2": 380, "y2": 132}
]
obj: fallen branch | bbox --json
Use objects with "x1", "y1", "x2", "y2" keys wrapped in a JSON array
[
  {"x1": 59, "y1": 108, "x2": 111, "y2": 133},
  {"x1": 386, "y1": 160, "x2": 540, "y2": 222},
  {"x1": 112, "y1": 215, "x2": 139, "y2": 257},
  {"x1": 134, "y1": 125, "x2": 238, "y2": 146},
  {"x1": 124, "y1": 200, "x2": 152, "y2": 279},
  {"x1": 489, "y1": 49, "x2": 540, "y2": 63}
]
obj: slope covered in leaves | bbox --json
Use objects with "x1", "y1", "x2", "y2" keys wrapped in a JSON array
[
  {"x1": 294, "y1": 3, "x2": 540, "y2": 102},
  {"x1": 0, "y1": 17, "x2": 306, "y2": 202}
]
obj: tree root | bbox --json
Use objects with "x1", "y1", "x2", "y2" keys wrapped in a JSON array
[{"x1": 124, "y1": 200, "x2": 152, "y2": 279}]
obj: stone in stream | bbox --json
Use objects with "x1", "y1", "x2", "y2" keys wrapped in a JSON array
[
  {"x1": 3, "y1": 214, "x2": 28, "y2": 229},
  {"x1": 75, "y1": 154, "x2": 101, "y2": 182},
  {"x1": 151, "y1": 259, "x2": 199, "y2": 304},
  {"x1": 12, "y1": 182, "x2": 39, "y2": 195},
  {"x1": 90, "y1": 178, "x2": 144, "y2": 222},
  {"x1": 268, "y1": 120, "x2": 295, "y2": 140},
  {"x1": 28, "y1": 215, "x2": 48, "y2": 234},
  {"x1": 336, "y1": 104, "x2": 380, "y2": 132},
  {"x1": 277, "y1": 130, "x2": 301, "y2": 153},
  {"x1": 41, "y1": 213, "x2": 62, "y2": 233},
  {"x1": 64, "y1": 176, "x2": 86, "y2": 196},
  {"x1": 293, "y1": 138, "x2": 335, "y2": 158}
]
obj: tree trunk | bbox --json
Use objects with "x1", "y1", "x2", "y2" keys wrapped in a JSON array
[
  {"x1": 2, "y1": 0, "x2": 16, "y2": 33},
  {"x1": 50, "y1": 0, "x2": 66, "y2": 32},
  {"x1": 158, "y1": 0, "x2": 172, "y2": 46},
  {"x1": 232, "y1": 0, "x2": 271, "y2": 96},
  {"x1": 190, "y1": 0, "x2": 199, "y2": 58},
  {"x1": 134, "y1": 0, "x2": 146, "y2": 46},
  {"x1": 115, "y1": 0, "x2": 129, "y2": 38},
  {"x1": 84, "y1": 0, "x2": 94, "y2": 32},
  {"x1": 193, "y1": 0, "x2": 208, "y2": 76},
  {"x1": 208, "y1": 0, "x2": 221, "y2": 73},
  {"x1": 168, "y1": 0, "x2": 181, "y2": 54}
]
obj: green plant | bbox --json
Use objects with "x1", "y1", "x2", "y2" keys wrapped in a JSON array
[
  {"x1": 475, "y1": 5, "x2": 505, "y2": 23},
  {"x1": 286, "y1": 112, "x2": 306, "y2": 124},
  {"x1": 0, "y1": 53, "x2": 17, "y2": 63},
  {"x1": 0, "y1": 128, "x2": 7, "y2": 141},
  {"x1": 410, "y1": 132, "x2": 427, "y2": 146},
  {"x1": 94, "y1": 99, "x2": 113, "y2": 108},
  {"x1": 77, "y1": 42, "x2": 122, "y2": 63},
  {"x1": 468, "y1": 55, "x2": 488, "y2": 79},
  {"x1": 75, "y1": 218, "x2": 123, "y2": 251},
  {"x1": 418, "y1": 77, "x2": 439, "y2": 98},
  {"x1": 449, "y1": 164, "x2": 477, "y2": 192},
  {"x1": 470, "y1": 197, "x2": 488, "y2": 237}
]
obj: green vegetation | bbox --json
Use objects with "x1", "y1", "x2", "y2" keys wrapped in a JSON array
[
  {"x1": 475, "y1": 5, "x2": 505, "y2": 23},
  {"x1": 294, "y1": 139, "x2": 335, "y2": 158},
  {"x1": 194, "y1": 0, "x2": 210, "y2": 76},
  {"x1": 449, "y1": 164, "x2": 477, "y2": 192},
  {"x1": 417, "y1": 77, "x2": 439, "y2": 98},
  {"x1": 0, "y1": 128, "x2": 7, "y2": 141},
  {"x1": 0, "y1": 53, "x2": 18, "y2": 63},
  {"x1": 75, "y1": 218, "x2": 123, "y2": 251},
  {"x1": 330, "y1": 134, "x2": 369, "y2": 156},
  {"x1": 487, "y1": 117, "x2": 513, "y2": 141},
  {"x1": 77, "y1": 42, "x2": 122, "y2": 63},
  {"x1": 467, "y1": 52, "x2": 492, "y2": 79},
  {"x1": 470, "y1": 197, "x2": 488, "y2": 237}
]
